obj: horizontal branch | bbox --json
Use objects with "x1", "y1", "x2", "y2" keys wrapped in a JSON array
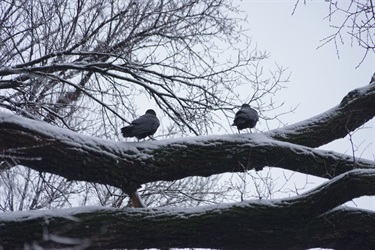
[
  {"x1": 0, "y1": 112, "x2": 374, "y2": 191},
  {"x1": 0, "y1": 62, "x2": 117, "y2": 77},
  {"x1": 1, "y1": 169, "x2": 375, "y2": 249},
  {"x1": 267, "y1": 79, "x2": 375, "y2": 148}
]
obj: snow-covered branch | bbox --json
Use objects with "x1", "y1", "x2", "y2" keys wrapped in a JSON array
[
  {"x1": 0, "y1": 108, "x2": 374, "y2": 192},
  {"x1": 267, "y1": 80, "x2": 375, "y2": 148},
  {"x1": 1, "y1": 169, "x2": 375, "y2": 249},
  {"x1": 1, "y1": 81, "x2": 374, "y2": 192}
]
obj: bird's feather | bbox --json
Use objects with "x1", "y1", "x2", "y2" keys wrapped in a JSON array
[
  {"x1": 232, "y1": 104, "x2": 259, "y2": 131},
  {"x1": 121, "y1": 109, "x2": 160, "y2": 140}
]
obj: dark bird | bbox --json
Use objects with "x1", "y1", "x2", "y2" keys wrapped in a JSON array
[
  {"x1": 232, "y1": 104, "x2": 259, "y2": 132},
  {"x1": 121, "y1": 109, "x2": 160, "y2": 140}
]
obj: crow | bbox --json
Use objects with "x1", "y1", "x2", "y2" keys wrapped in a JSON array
[
  {"x1": 121, "y1": 109, "x2": 160, "y2": 140},
  {"x1": 232, "y1": 104, "x2": 259, "y2": 132}
]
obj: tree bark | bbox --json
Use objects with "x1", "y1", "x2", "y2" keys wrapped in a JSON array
[
  {"x1": 1, "y1": 169, "x2": 375, "y2": 250},
  {"x1": 0, "y1": 81, "x2": 374, "y2": 193},
  {"x1": 0, "y1": 110, "x2": 374, "y2": 192},
  {"x1": 0, "y1": 82, "x2": 374, "y2": 249},
  {"x1": 266, "y1": 79, "x2": 375, "y2": 148}
]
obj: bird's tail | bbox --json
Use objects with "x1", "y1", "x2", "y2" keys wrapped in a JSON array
[{"x1": 121, "y1": 125, "x2": 134, "y2": 137}]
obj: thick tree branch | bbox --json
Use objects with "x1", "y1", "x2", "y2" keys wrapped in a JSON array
[
  {"x1": 0, "y1": 111, "x2": 374, "y2": 192},
  {"x1": 1, "y1": 169, "x2": 375, "y2": 249},
  {"x1": 266, "y1": 79, "x2": 375, "y2": 148}
]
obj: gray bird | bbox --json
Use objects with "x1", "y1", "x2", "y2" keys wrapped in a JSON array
[
  {"x1": 121, "y1": 109, "x2": 160, "y2": 140},
  {"x1": 232, "y1": 104, "x2": 259, "y2": 132}
]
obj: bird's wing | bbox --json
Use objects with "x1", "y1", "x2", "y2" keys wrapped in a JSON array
[
  {"x1": 130, "y1": 114, "x2": 149, "y2": 125},
  {"x1": 234, "y1": 108, "x2": 259, "y2": 122},
  {"x1": 150, "y1": 116, "x2": 160, "y2": 131},
  {"x1": 234, "y1": 110, "x2": 250, "y2": 121},
  {"x1": 244, "y1": 107, "x2": 259, "y2": 121},
  {"x1": 235, "y1": 110, "x2": 249, "y2": 118},
  {"x1": 130, "y1": 114, "x2": 159, "y2": 134}
]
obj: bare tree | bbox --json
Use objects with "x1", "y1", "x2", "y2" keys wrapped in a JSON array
[
  {"x1": 0, "y1": 0, "x2": 286, "y2": 135},
  {"x1": 0, "y1": 166, "x2": 77, "y2": 211},
  {"x1": 0, "y1": 0, "x2": 289, "y2": 211},
  {"x1": 294, "y1": 0, "x2": 375, "y2": 65},
  {"x1": 0, "y1": 76, "x2": 374, "y2": 249},
  {"x1": 2, "y1": 0, "x2": 374, "y2": 249}
]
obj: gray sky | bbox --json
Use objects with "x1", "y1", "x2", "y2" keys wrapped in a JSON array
[
  {"x1": 238, "y1": 1, "x2": 374, "y2": 209},
  {"x1": 241, "y1": 1, "x2": 374, "y2": 157}
]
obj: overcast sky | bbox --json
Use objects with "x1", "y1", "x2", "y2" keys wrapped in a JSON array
[{"x1": 237, "y1": 1, "x2": 374, "y2": 210}]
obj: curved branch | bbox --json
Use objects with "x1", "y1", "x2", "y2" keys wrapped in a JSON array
[
  {"x1": 0, "y1": 111, "x2": 374, "y2": 192},
  {"x1": 1, "y1": 169, "x2": 375, "y2": 249},
  {"x1": 266, "y1": 79, "x2": 375, "y2": 148}
]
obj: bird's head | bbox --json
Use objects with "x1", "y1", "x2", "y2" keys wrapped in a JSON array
[{"x1": 145, "y1": 109, "x2": 157, "y2": 116}]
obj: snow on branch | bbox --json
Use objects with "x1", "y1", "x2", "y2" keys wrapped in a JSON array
[
  {"x1": 266, "y1": 82, "x2": 375, "y2": 148},
  {"x1": 1, "y1": 169, "x2": 375, "y2": 249},
  {"x1": 0, "y1": 107, "x2": 374, "y2": 192}
]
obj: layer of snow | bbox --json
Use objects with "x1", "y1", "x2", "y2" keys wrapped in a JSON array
[{"x1": 0, "y1": 206, "x2": 115, "y2": 222}]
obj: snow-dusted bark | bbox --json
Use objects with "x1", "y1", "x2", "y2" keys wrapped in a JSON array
[
  {"x1": 266, "y1": 80, "x2": 375, "y2": 147},
  {"x1": 0, "y1": 82, "x2": 375, "y2": 249},
  {"x1": 1, "y1": 169, "x2": 375, "y2": 249},
  {"x1": 0, "y1": 110, "x2": 374, "y2": 192}
]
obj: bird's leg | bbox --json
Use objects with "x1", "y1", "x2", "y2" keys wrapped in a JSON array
[{"x1": 148, "y1": 136, "x2": 156, "y2": 141}]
